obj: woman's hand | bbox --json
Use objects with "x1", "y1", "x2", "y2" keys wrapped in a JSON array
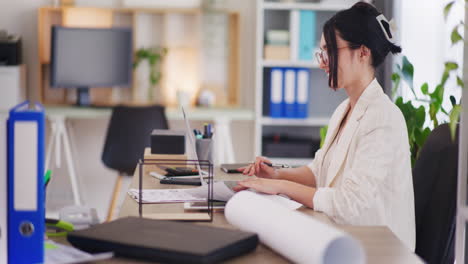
[
  {"x1": 238, "y1": 156, "x2": 279, "y2": 179},
  {"x1": 232, "y1": 178, "x2": 284, "y2": 195}
]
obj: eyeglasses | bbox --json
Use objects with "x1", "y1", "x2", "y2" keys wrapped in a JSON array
[{"x1": 315, "y1": 46, "x2": 353, "y2": 65}]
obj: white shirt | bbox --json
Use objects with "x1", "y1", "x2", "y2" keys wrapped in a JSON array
[{"x1": 307, "y1": 79, "x2": 416, "y2": 251}]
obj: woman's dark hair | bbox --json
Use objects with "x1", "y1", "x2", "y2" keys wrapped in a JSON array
[{"x1": 323, "y1": 2, "x2": 402, "y2": 88}]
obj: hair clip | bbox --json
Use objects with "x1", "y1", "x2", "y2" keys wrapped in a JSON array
[{"x1": 376, "y1": 14, "x2": 396, "y2": 44}]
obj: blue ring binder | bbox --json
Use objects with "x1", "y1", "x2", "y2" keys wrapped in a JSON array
[{"x1": 7, "y1": 101, "x2": 45, "y2": 263}]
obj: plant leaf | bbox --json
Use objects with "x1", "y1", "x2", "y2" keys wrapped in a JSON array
[
  {"x1": 419, "y1": 127, "x2": 432, "y2": 149},
  {"x1": 430, "y1": 84, "x2": 444, "y2": 105},
  {"x1": 150, "y1": 74, "x2": 157, "y2": 85},
  {"x1": 451, "y1": 26, "x2": 463, "y2": 45},
  {"x1": 320, "y1": 125, "x2": 328, "y2": 148},
  {"x1": 420, "y1": 83, "x2": 429, "y2": 95},
  {"x1": 441, "y1": 107, "x2": 449, "y2": 116},
  {"x1": 450, "y1": 95, "x2": 457, "y2": 106},
  {"x1": 449, "y1": 104, "x2": 462, "y2": 141},
  {"x1": 391, "y1": 73, "x2": 401, "y2": 99},
  {"x1": 445, "y1": 61, "x2": 459, "y2": 71},
  {"x1": 444, "y1": 1, "x2": 455, "y2": 21},
  {"x1": 401, "y1": 56, "x2": 416, "y2": 97},
  {"x1": 414, "y1": 128, "x2": 428, "y2": 149},
  {"x1": 441, "y1": 70, "x2": 450, "y2": 86},
  {"x1": 429, "y1": 104, "x2": 439, "y2": 128},
  {"x1": 457, "y1": 75, "x2": 465, "y2": 88},
  {"x1": 415, "y1": 106, "x2": 426, "y2": 128}
]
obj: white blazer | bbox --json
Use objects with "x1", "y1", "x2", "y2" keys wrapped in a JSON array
[{"x1": 308, "y1": 79, "x2": 415, "y2": 251}]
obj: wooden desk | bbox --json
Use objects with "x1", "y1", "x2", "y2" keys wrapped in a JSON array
[{"x1": 115, "y1": 166, "x2": 423, "y2": 264}]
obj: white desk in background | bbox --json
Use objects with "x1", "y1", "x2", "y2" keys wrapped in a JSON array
[{"x1": 44, "y1": 106, "x2": 254, "y2": 206}]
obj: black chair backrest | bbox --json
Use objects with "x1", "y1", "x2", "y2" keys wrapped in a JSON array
[
  {"x1": 101, "y1": 105, "x2": 168, "y2": 176},
  {"x1": 412, "y1": 123, "x2": 458, "y2": 264}
]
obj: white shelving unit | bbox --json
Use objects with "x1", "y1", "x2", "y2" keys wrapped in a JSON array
[
  {"x1": 254, "y1": 0, "x2": 357, "y2": 162},
  {"x1": 263, "y1": 1, "x2": 355, "y2": 11}
]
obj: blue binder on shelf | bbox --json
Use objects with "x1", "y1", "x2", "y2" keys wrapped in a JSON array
[
  {"x1": 298, "y1": 10, "x2": 316, "y2": 61},
  {"x1": 269, "y1": 68, "x2": 284, "y2": 118},
  {"x1": 296, "y1": 68, "x2": 310, "y2": 118},
  {"x1": 0, "y1": 113, "x2": 7, "y2": 264},
  {"x1": 283, "y1": 68, "x2": 297, "y2": 118},
  {"x1": 7, "y1": 101, "x2": 45, "y2": 264}
]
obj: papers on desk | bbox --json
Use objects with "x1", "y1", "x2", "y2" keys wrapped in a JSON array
[
  {"x1": 225, "y1": 191, "x2": 365, "y2": 264},
  {"x1": 45, "y1": 240, "x2": 113, "y2": 264},
  {"x1": 127, "y1": 189, "x2": 206, "y2": 203},
  {"x1": 126, "y1": 181, "x2": 234, "y2": 203},
  {"x1": 128, "y1": 181, "x2": 302, "y2": 210}
]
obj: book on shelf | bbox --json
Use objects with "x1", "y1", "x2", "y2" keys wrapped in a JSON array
[
  {"x1": 298, "y1": 10, "x2": 316, "y2": 61},
  {"x1": 289, "y1": 10, "x2": 299, "y2": 61},
  {"x1": 265, "y1": 10, "x2": 317, "y2": 62},
  {"x1": 264, "y1": 45, "x2": 290, "y2": 60}
]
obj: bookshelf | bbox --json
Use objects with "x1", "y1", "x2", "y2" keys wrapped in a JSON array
[
  {"x1": 254, "y1": 0, "x2": 358, "y2": 164},
  {"x1": 37, "y1": 6, "x2": 240, "y2": 107}
]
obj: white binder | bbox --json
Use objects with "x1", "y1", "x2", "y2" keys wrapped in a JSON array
[
  {"x1": 296, "y1": 69, "x2": 310, "y2": 118},
  {"x1": 283, "y1": 69, "x2": 296, "y2": 118},
  {"x1": 289, "y1": 10, "x2": 299, "y2": 61}
]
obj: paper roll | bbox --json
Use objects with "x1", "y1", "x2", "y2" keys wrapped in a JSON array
[{"x1": 225, "y1": 191, "x2": 365, "y2": 264}]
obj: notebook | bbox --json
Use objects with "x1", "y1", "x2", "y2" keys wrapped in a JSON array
[{"x1": 67, "y1": 217, "x2": 258, "y2": 264}]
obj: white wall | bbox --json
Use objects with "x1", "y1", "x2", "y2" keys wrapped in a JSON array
[
  {"x1": 398, "y1": 0, "x2": 464, "y2": 124},
  {"x1": 0, "y1": 0, "x2": 256, "y2": 220},
  {"x1": 0, "y1": 0, "x2": 50, "y2": 101}
]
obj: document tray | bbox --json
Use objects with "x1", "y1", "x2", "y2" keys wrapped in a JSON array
[{"x1": 67, "y1": 217, "x2": 258, "y2": 264}]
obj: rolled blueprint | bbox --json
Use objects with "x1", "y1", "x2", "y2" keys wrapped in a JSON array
[{"x1": 225, "y1": 191, "x2": 365, "y2": 264}]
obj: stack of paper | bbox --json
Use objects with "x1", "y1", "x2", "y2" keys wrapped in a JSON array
[{"x1": 127, "y1": 189, "x2": 206, "y2": 204}]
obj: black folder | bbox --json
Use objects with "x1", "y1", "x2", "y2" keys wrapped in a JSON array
[{"x1": 67, "y1": 217, "x2": 258, "y2": 264}]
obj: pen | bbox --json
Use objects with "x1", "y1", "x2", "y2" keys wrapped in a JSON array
[
  {"x1": 261, "y1": 162, "x2": 290, "y2": 169},
  {"x1": 203, "y1": 123, "x2": 208, "y2": 138},
  {"x1": 203, "y1": 123, "x2": 213, "y2": 138},
  {"x1": 207, "y1": 123, "x2": 212, "y2": 138}
]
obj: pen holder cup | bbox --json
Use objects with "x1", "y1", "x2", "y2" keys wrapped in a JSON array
[{"x1": 196, "y1": 138, "x2": 213, "y2": 165}]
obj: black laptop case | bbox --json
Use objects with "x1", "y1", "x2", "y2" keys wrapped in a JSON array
[{"x1": 67, "y1": 217, "x2": 258, "y2": 264}]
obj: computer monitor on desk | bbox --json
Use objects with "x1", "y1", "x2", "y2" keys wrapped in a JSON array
[{"x1": 50, "y1": 26, "x2": 133, "y2": 106}]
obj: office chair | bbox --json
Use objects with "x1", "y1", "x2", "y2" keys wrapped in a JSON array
[
  {"x1": 101, "y1": 105, "x2": 168, "y2": 221},
  {"x1": 412, "y1": 123, "x2": 458, "y2": 264}
]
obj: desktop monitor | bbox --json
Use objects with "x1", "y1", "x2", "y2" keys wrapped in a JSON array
[{"x1": 50, "y1": 26, "x2": 133, "y2": 106}]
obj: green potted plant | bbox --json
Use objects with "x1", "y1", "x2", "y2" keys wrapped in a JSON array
[
  {"x1": 391, "y1": 0, "x2": 464, "y2": 166},
  {"x1": 392, "y1": 56, "x2": 462, "y2": 166},
  {"x1": 133, "y1": 47, "x2": 167, "y2": 102}
]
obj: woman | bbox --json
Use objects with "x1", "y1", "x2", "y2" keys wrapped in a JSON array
[{"x1": 234, "y1": 2, "x2": 415, "y2": 250}]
